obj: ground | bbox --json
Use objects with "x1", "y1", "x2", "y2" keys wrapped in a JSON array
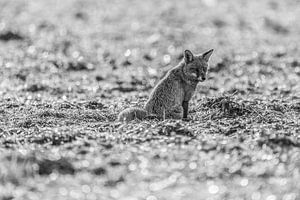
[{"x1": 0, "y1": 0, "x2": 300, "y2": 199}]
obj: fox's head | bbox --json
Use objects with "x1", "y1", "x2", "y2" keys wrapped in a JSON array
[{"x1": 182, "y1": 49, "x2": 213, "y2": 82}]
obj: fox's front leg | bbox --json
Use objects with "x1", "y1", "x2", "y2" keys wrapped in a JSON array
[{"x1": 182, "y1": 101, "x2": 189, "y2": 119}]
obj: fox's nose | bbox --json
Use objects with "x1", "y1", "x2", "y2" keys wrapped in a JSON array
[{"x1": 201, "y1": 77, "x2": 206, "y2": 81}]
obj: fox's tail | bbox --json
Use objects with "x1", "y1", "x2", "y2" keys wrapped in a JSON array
[{"x1": 117, "y1": 107, "x2": 148, "y2": 122}]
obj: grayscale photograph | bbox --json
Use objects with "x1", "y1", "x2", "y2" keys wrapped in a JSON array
[{"x1": 0, "y1": 0, "x2": 299, "y2": 199}]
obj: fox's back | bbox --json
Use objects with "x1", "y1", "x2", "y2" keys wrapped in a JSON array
[{"x1": 145, "y1": 67, "x2": 185, "y2": 114}]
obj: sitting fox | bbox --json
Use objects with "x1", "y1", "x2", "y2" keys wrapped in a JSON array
[{"x1": 118, "y1": 49, "x2": 213, "y2": 122}]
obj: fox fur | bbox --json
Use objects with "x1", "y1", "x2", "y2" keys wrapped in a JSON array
[{"x1": 118, "y1": 49, "x2": 213, "y2": 122}]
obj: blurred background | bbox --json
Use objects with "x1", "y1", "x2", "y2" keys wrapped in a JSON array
[{"x1": 0, "y1": 0, "x2": 299, "y2": 101}]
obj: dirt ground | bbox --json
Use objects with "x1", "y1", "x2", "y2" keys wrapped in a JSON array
[{"x1": 0, "y1": 0, "x2": 300, "y2": 199}]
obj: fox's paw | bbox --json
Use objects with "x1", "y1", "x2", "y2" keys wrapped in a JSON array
[{"x1": 182, "y1": 117, "x2": 192, "y2": 122}]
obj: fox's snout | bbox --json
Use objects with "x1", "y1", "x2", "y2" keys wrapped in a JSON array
[
  {"x1": 198, "y1": 76, "x2": 206, "y2": 82},
  {"x1": 200, "y1": 77, "x2": 206, "y2": 81},
  {"x1": 191, "y1": 72, "x2": 206, "y2": 82}
]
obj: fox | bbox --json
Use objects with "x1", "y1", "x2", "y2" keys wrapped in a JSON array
[{"x1": 118, "y1": 49, "x2": 214, "y2": 122}]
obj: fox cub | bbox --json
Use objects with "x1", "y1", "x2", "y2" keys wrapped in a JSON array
[{"x1": 118, "y1": 49, "x2": 213, "y2": 122}]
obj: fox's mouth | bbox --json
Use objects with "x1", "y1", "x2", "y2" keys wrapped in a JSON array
[{"x1": 190, "y1": 73, "x2": 206, "y2": 82}]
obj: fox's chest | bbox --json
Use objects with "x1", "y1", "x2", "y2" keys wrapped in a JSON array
[{"x1": 183, "y1": 83, "x2": 197, "y2": 102}]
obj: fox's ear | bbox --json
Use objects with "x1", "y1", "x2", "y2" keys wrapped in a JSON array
[
  {"x1": 202, "y1": 49, "x2": 214, "y2": 62},
  {"x1": 184, "y1": 50, "x2": 194, "y2": 63}
]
